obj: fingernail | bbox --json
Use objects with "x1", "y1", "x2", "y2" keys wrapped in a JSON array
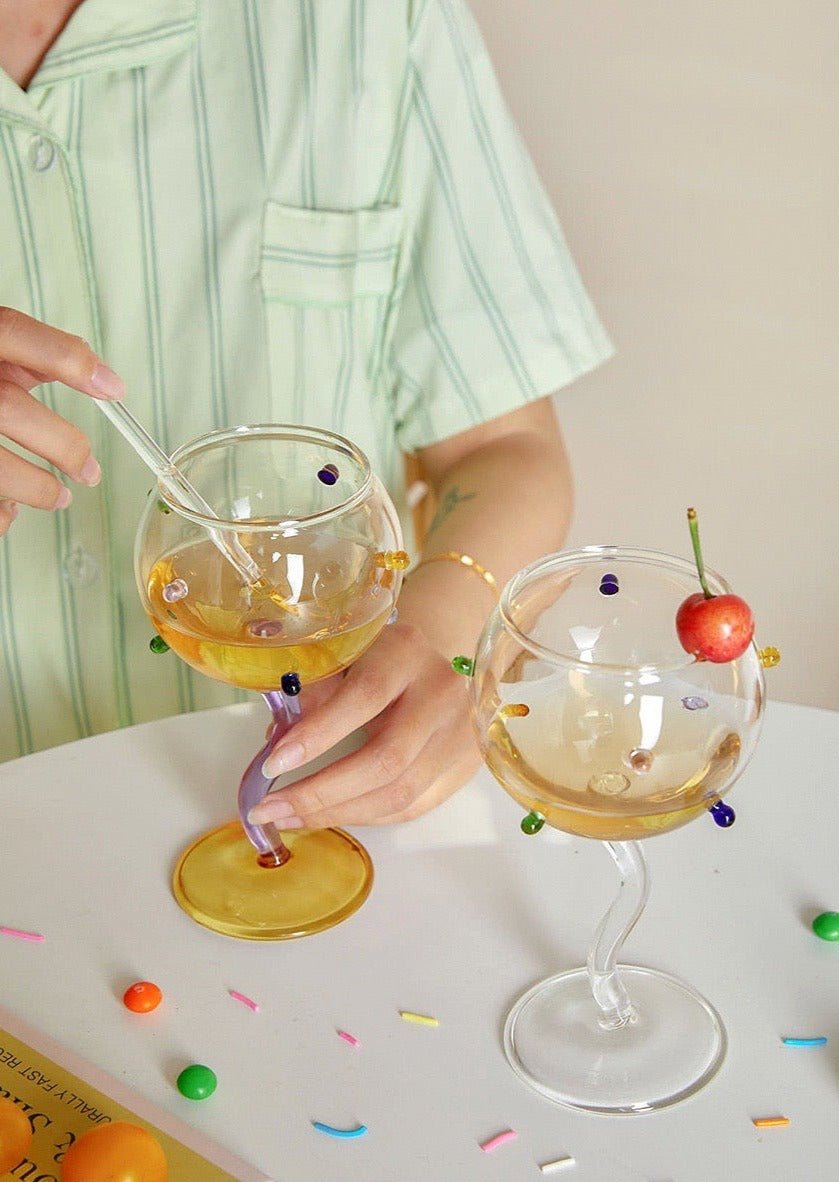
[
  {"x1": 89, "y1": 363, "x2": 125, "y2": 401},
  {"x1": 54, "y1": 486, "x2": 72, "y2": 510},
  {"x1": 262, "y1": 741, "x2": 305, "y2": 779},
  {"x1": 77, "y1": 454, "x2": 101, "y2": 486}
]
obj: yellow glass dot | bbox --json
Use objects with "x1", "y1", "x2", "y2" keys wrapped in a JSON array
[
  {"x1": 758, "y1": 646, "x2": 781, "y2": 669},
  {"x1": 500, "y1": 703, "x2": 530, "y2": 719},
  {"x1": 376, "y1": 550, "x2": 410, "y2": 571}
]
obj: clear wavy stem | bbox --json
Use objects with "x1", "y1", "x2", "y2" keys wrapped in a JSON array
[{"x1": 586, "y1": 840, "x2": 650, "y2": 1028}]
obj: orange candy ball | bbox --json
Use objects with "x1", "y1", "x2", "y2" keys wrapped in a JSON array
[
  {"x1": 61, "y1": 1121, "x2": 167, "y2": 1182},
  {"x1": 123, "y1": 981, "x2": 163, "y2": 1013},
  {"x1": 0, "y1": 1096, "x2": 33, "y2": 1172}
]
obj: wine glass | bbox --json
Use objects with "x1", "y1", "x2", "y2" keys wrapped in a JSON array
[
  {"x1": 134, "y1": 424, "x2": 405, "y2": 941},
  {"x1": 468, "y1": 546, "x2": 765, "y2": 1113}
]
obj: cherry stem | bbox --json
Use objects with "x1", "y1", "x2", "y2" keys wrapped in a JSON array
[{"x1": 687, "y1": 507, "x2": 713, "y2": 599}]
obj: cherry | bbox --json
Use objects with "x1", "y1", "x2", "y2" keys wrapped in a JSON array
[{"x1": 676, "y1": 509, "x2": 754, "y2": 663}]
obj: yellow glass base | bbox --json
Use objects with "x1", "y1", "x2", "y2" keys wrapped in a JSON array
[{"x1": 172, "y1": 821, "x2": 374, "y2": 940}]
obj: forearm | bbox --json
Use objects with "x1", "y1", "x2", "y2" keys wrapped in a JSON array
[{"x1": 398, "y1": 428, "x2": 574, "y2": 658}]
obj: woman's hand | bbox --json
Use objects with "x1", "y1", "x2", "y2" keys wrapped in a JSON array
[
  {"x1": 0, "y1": 307, "x2": 125, "y2": 535},
  {"x1": 248, "y1": 621, "x2": 481, "y2": 828}
]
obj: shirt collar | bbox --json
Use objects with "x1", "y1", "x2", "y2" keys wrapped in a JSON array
[{"x1": 30, "y1": 0, "x2": 198, "y2": 88}]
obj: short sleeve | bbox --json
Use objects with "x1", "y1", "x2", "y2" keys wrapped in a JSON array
[{"x1": 389, "y1": 0, "x2": 613, "y2": 452}]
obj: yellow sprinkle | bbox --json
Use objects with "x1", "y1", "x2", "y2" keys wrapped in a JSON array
[
  {"x1": 500, "y1": 703, "x2": 530, "y2": 719},
  {"x1": 758, "y1": 646, "x2": 781, "y2": 668},
  {"x1": 752, "y1": 1116, "x2": 790, "y2": 1129},
  {"x1": 399, "y1": 1010, "x2": 439, "y2": 1027}
]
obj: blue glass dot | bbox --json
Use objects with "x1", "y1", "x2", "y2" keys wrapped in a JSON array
[
  {"x1": 599, "y1": 574, "x2": 619, "y2": 596},
  {"x1": 281, "y1": 671, "x2": 302, "y2": 696},
  {"x1": 317, "y1": 464, "x2": 339, "y2": 486},
  {"x1": 709, "y1": 801, "x2": 735, "y2": 828}
]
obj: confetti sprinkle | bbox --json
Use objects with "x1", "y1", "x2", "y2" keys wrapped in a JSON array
[
  {"x1": 337, "y1": 1030, "x2": 361, "y2": 1048},
  {"x1": 782, "y1": 1036, "x2": 827, "y2": 1047},
  {"x1": 312, "y1": 1122, "x2": 368, "y2": 1139},
  {"x1": 752, "y1": 1116, "x2": 790, "y2": 1129},
  {"x1": 540, "y1": 1157, "x2": 576, "y2": 1174},
  {"x1": 228, "y1": 990, "x2": 260, "y2": 1012},
  {"x1": 0, "y1": 926, "x2": 44, "y2": 943},
  {"x1": 399, "y1": 1011, "x2": 439, "y2": 1027},
  {"x1": 480, "y1": 1130, "x2": 518, "y2": 1154}
]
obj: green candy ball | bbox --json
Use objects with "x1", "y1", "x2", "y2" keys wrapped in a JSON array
[
  {"x1": 177, "y1": 1064, "x2": 217, "y2": 1100},
  {"x1": 812, "y1": 911, "x2": 839, "y2": 941}
]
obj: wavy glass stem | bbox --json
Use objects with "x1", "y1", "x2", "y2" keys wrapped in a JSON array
[
  {"x1": 237, "y1": 691, "x2": 301, "y2": 866},
  {"x1": 586, "y1": 840, "x2": 650, "y2": 1029}
]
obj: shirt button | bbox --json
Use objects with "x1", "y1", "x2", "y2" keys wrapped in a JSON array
[
  {"x1": 28, "y1": 135, "x2": 56, "y2": 172},
  {"x1": 62, "y1": 546, "x2": 99, "y2": 588}
]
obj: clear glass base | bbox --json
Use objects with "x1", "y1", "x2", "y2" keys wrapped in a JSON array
[
  {"x1": 172, "y1": 821, "x2": 374, "y2": 940},
  {"x1": 503, "y1": 965, "x2": 726, "y2": 1114}
]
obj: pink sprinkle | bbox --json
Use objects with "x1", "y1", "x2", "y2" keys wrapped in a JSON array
[
  {"x1": 337, "y1": 1029, "x2": 361, "y2": 1048},
  {"x1": 0, "y1": 926, "x2": 44, "y2": 943},
  {"x1": 228, "y1": 989, "x2": 260, "y2": 1012},
  {"x1": 480, "y1": 1130, "x2": 518, "y2": 1154}
]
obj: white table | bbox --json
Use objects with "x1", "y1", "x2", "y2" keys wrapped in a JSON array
[{"x1": 1, "y1": 700, "x2": 837, "y2": 1181}]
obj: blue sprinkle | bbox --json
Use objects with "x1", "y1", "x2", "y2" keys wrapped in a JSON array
[
  {"x1": 312, "y1": 1122, "x2": 368, "y2": 1139},
  {"x1": 782, "y1": 1036, "x2": 827, "y2": 1047}
]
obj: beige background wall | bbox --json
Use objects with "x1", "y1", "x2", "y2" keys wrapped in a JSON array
[{"x1": 470, "y1": 0, "x2": 838, "y2": 710}]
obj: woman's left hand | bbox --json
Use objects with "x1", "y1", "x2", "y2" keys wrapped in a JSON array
[{"x1": 247, "y1": 621, "x2": 480, "y2": 828}]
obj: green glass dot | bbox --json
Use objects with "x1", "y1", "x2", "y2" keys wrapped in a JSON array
[
  {"x1": 451, "y1": 655, "x2": 474, "y2": 677},
  {"x1": 177, "y1": 1064, "x2": 217, "y2": 1100},
  {"x1": 156, "y1": 499, "x2": 171, "y2": 514},
  {"x1": 812, "y1": 911, "x2": 839, "y2": 941},
  {"x1": 520, "y1": 810, "x2": 545, "y2": 835},
  {"x1": 149, "y1": 634, "x2": 170, "y2": 654}
]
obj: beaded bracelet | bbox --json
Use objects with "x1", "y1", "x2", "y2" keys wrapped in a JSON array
[{"x1": 413, "y1": 550, "x2": 499, "y2": 598}]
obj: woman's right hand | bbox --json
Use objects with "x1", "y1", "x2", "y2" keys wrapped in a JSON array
[{"x1": 0, "y1": 307, "x2": 125, "y2": 536}]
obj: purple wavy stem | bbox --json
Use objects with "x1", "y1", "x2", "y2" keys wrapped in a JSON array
[{"x1": 237, "y1": 691, "x2": 299, "y2": 863}]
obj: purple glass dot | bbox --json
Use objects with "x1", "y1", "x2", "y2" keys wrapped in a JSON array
[
  {"x1": 317, "y1": 464, "x2": 339, "y2": 486},
  {"x1": 709, "y1": 801, "x2": 736, "y2": 828},
  {"x1": 248, "y1": 619, "x2": 283, "y2": 639},
  {"x1": 599, "y1": 578, "x2": 619, "y2": 596},
  {"x1": 162, "y1": 578, "x2": 188, "y2": 604},
  {"x1": 682, "y1": 695, "x2": 709, "y2": 711},
  {"x1": 387, "y1": 609, "x2": 399, "y2": 625},
  {"x1": 281, "y1": 671, "x2": 301, "y2": 696}
]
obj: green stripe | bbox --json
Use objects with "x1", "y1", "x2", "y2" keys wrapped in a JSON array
[
  {"x1": 333, "y1": 304, "x2": 355, "y2": 432},
  {"x1": 438, "y1": 0, "x2": 576, "y2": 368},
  {"x1": 375, "y1": 63, "x2": 414, "y2": 204},
  {"x1": 191, "y1": 45, "x2": 229, "y2": 429},
  {"x1": 263, "y1": 246, "x2": 398, "y2": 268},
  {"x1": 300, "y1": 0, "x2": 317, "y2": 207},
  {"x1": 133, "y1": 72, "x2": 194, "y2": 714},
  {"x1": 70, "y1": 80, "x2": 133, "y2": 728},
  {"x1": 243, "y1": 0, "x2": 268, "y2": 174},
  {"x1": 1, "y1": 126, "x2": 92, "y2": 743},
  {"x1": 350, "y1": 0, "x2": 365, "y2": 100},
  {"x1": 43, "y1": 19, "x2": 194, "y2": 69},
  {"x1": 411, "y1": 246, "x2": 482, "y2": 419},
  {"x1": 410, "y1": 65, "x2": 538, "y2": 399}
]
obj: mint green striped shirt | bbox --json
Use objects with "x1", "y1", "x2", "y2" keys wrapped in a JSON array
[{"x1": 0, "y1": 0, "x2": 612, "y2": 760}]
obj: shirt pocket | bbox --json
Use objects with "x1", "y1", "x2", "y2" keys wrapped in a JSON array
[{"x1": 260, "y1": 201, "x2": 406, "y2": 444}]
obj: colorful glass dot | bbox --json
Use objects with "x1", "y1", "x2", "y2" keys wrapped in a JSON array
[
  {"x1": 521, "y1": 810, "x2": 545, "y2": 835},
  {"x1": 248, "y1": 619, "x2": 282, "y2": 639},
  {"x1": 387, "y1": 608, "x2": 399, "y2": 625},
  {"x1": 376, "y1": 550, "x2": 410, "y2": 571},
  {"x1": 599, "y1": 573, "x2": 619, "y2": 596},
  {"x1": 681, "y1": 695, "x2": 709, "y2": 711},
  {"x1": 709, "y1": 800, "x2": 735, "y2": 828},
  {"x1": 281, "y1": 671, "x2": 301, "y2": 697},
  {"x1": 451, "y1": 655, "x2": 474, "y2": 677},
  {"x1": 156, "y1": 499, "x2": 171, "y2": 514},
  {"x1": 176, "y1": 1064, "x2": 217, "y2": 1101},
  {"x1": 627, "y1": 748, "x2": 654, "y2": 773},
  {"x1": 500, "y1": 703, "x2": 530, "y2": 719},
  {"x1": 149, "y1": 635, "x2": 169, "y2": 654},
  {"x1": 759, "y1": 646, "x2": 781, "y2": 669},
  {"x1": 162, "y1": 578, "x2": 189, "y2": 604},
  {"x1": 317, "y1": 463, "x2": 340, "y2": 485},
  {"x1": 812, "y1": 911, "x2": 839, "y2": 941},
  {"x1": 588, "y1": 771, "x2": 630, "y2": 795}
]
